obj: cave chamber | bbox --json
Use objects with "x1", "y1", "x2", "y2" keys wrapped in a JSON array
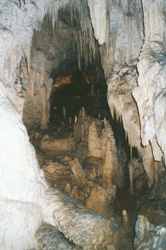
[
  {"x1": 17, "y1": 1, "x2": 166, "y2": 249},
  {"x1": 0, "y1": 0, "x2": 166, "y2": 250}
]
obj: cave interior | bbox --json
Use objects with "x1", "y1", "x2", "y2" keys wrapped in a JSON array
[{"x1": 1, "y1": 0, "x2": 166, "y2": 250}]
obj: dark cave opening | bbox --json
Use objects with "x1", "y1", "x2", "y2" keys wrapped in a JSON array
[{"x1": 49, "y1": 66, "x2": 110, "y2": 125}]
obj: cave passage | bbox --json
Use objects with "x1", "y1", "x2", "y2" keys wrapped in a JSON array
[{"x1": 49, "y1": 66, "x2": 109, "y2": 125}]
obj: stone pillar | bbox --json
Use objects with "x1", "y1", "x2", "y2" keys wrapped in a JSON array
[
  {"x1": 103, "y1": 138, "x2": 113, "y2": 188},
  {"x1": 40, "y1": 84, "x2": 48, "y2": 129}
]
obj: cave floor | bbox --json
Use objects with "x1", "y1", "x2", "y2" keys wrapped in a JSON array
[{"x1": 29, "y1": 114, "x2": 166, "y2": 250}]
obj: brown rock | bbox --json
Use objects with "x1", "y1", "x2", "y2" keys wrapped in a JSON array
[
  {"x1": 86, "y1": 185, "x2": 111, "y2": 215},
  {"x1": 65, "y1": 183, "x2": 71, "y2": 194},
  {"x1": 41, "y1": 137, "x2": 74, "y2": 153},
  {"x1": 88, "y1": 121, "x2": 102, "y2": 157},
  {"x1": 69, "y1": 158, "x2": 86, "y2": 187}
]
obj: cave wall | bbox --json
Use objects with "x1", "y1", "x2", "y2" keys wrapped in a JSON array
[
  {"x1": 88, "y1": 0, "x2": 166, "y2": 166},
  {"x1": 0, "y1": 0, "x2": 166, "y2": 164},
  {"x1": 0, "y1": 0, "x2": 166, "y2": 248}
]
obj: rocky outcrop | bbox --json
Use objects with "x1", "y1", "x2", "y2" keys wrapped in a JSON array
[
  {"x1": 41, "y1": 135, "x2": 74, "y2": 153},
  {"x1": 69, "y1": 158, "x2": 86, "y2": 187},
  {"x1": 134, "y1": 215, "x2": 166, "y2": 250},
  {"x1": 86, "y1": 184, "x2": 116, "y2": 216}
]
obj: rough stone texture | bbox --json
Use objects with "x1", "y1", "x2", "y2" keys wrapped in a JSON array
[
  {"x1": 86, "y1": 184, "x2": 115, "y2": 216},
  {"x1": 128, "y1": 158, "x2": 148, "y2": 197},
  {"x1": 88, "y1": 121, "x2": 102, "y2": 157},
  {"x1": 41, "y1": 159, "x2": 74, "y2": 185},
  {"x1": 1, "y1": 0, "x2": 166, "y2": 249},
  {"x1": 69, "y1": 158, "x2": 86, "y2": 187},
  {"x1": 107, "y1": 65, "x2": 141, "y2": 152},
  {"x1": 100, "y1": 0, "x2": 143, "y2": 78},
  {"x1": 41, "y1": 135, "x2": 74, "y2": 153},
  {"x1": 134, "y1": 215, "x2": 166, "y2": 250},
  {"x1": 102, "y1": 120, "x2": 123, "y2": 188},
  {"x1": 35, "y1": 223, "x2": 79, "y2": 250},
  {"x1": 50, "y1": 191, "x2": 118, "y2": 250},
  {"x1": 132, "y1": 1, "x2": 166, "y2": 163},
  {"x1": 0, "y1": 89, "x2": 117, "y2": 250}
]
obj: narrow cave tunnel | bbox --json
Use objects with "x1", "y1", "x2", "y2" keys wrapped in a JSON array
[{"x1": 19, "y1": 2, "x2": 166, "y2": 250}]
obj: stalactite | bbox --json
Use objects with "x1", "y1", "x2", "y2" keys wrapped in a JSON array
[
  {"x1": 142, "y1": 144, "x2": 155, "y2": 188},
  {"x1": 129, "y1": 146, "x2": 134, "y2": 195}
]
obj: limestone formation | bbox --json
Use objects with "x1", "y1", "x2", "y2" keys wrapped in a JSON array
[
  {"x1": 35, "y1": 223, "x2": 79, "y2": 250},
  {"x1": 132, "y1": 1, "x2": 166, "y2": 163},
  {"x1": 65, "y1": 183, "x2": 71, "y2": 194},
  {"x1": 134, "y1": 215, "x2": 152, "y2": 249},
  {"x1": 142, "y1": 144, "x2": 155, "y2": 188},
  {"x1": 40, "y1": 85, "x2": 48, "y2": 129},
  {"x1": 134, "y1": 215, "x2": 166, "y2": 250},
  {"x1": 41, "y1": 136, "x2": 74, "y2": 153},
  {"x1": 0, "y1": 84, "x2": 118, "y2": 249},
  {"x1": 129, "y1": 161, "x2": 134, "y2": 195},
  {"x1": 102, "y1": 121, "x2": 122, "y2": 188},
  {"x1": 122, "y1": 210, "x2": 128, "y2": 227},
  {"x1": 41, "y1": 160, "x2": 74, "y2": 185},
  {"x1": 107, "y1": 65, "x2": 142, "y2": 153},
  {"x1": 86, "y1": 184, "x2": 113, "y2": 216},
  {"x1": 103, "y1": 138, "x2": 114, "y2": 188},
  {"x1": 73, "y1": 110, "x2": 90, "y2": 143},
  {"x1": 69, "y1": 158, "x2": 86, "y2": 187},
  {"x1": 88, "y1": 121, "x2": 102, "y2": 157},
  {"x1": 0, "y1": 0, "x2": 166, "y2": 249}
]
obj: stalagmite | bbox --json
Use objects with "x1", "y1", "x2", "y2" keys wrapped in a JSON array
[
  {"x1": 122, "y1": 210, "x2": 128, "y2": 227},
  {"x1": 1, "y1": 0, "x2": 166, "y2": 248},
  {"x1": 88, "y1": 121, "x2": 102, "y2": 157},
  {"x1": 63, "y1": 107, "x2": 66, "y2": 120},
  {"x1": 129, "y1": 162, "x2": 134, "y2": 195},
  {"x1": 74, "y1": 115, "x2": 77, "y2": 123},
  {"x1": 81, "y1": 106, "x2": 86, "y2": 120},
  {"x1": 40, "y1": 84, "x2": 48, "y2": 129},
  {"x1": 102, "y1": 120, "x2": 123, "y2": 188},
  {"x1": 103, "y1": 138, "x2": 114, "y2": 188},
  {"x1": 81, "y1": 123, "x2": 85, "y2": 141}
]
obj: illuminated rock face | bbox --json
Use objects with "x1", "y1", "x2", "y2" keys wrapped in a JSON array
[{"x1": 132, "y1": 0, "x2": 166, "y2": 163}]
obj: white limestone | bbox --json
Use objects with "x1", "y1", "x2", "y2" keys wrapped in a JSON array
[
  {"x1": 132, "y1": 0, "x2": 166, "y2": 162},
  {"x1": 87, "y1": 0, "x2": 106, "y2": 45},
  {"x1": 107, "y1": 65, "x2": 141, "y2": 151}
]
